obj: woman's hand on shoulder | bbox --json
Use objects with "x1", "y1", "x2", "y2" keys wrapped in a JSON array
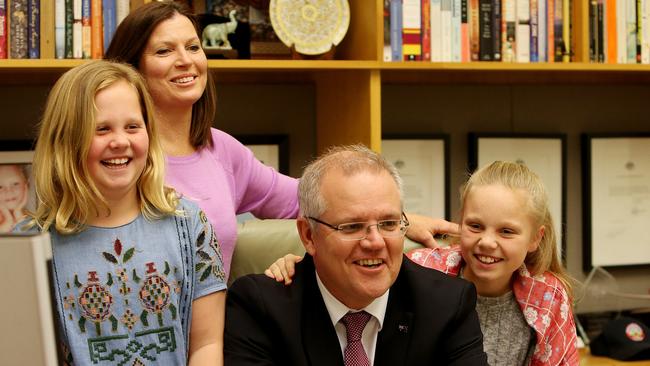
[
  {"x1": 405, "y1": 213, "x2": 460, "y2": 248},
  {"x1": 264, "y1": 254, "x2": 303, "y2": 286}
]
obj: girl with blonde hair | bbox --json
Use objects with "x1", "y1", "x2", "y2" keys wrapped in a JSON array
[
  {"x1": 408, "y1": 161, "x2": 578, "y2": 366},
  {"x1": 27, "y1": 60, "x2": 226, "y2": 366}
]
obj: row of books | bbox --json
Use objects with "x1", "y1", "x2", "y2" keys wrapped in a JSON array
[
  {"x1": 0, "y1": 0, "x2": 129, "y2": 59},
  {"x1": 589, "y1": 0, "x2": 650, "y2": 63},
  {"x1": 384, "y1": 0, "x2": 572, "y2": 62}
]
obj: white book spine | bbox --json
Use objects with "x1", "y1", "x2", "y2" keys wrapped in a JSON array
[
  {"x1": 73, "y1": 0, "x2": 82, "y2": 59},
  {"x1": 451, "y1": 0, "x2": 461, "y2": 61},
  {"x1": 55, "y1": 0, "x2": 65, "y2": 58},
  {"x1": 626, "y1": 0, "x2": 637, "y2": 63},
  {"x1": 116, "y1": 0, "x2": 129, "y2": 25},
  {"x1": 403, "y1": 0, "x2": 421, "y2": 28},
  {"x1": 441, "y1": 0, "x2": 453, "y2": 61},
  {"x1": 502, "y1": 0, "x2": 517, "y2": 61},
  {"x1": 617, "y1": 0, "x2": 627, "y2": 62},
  {"x1": 516, "y1": 0, "x2": 531, "y2": 62},
  {"x1": 641, "y1": 0, "x2": 650, "y2": 64},
  {"x1": 538, "y1": 0, "x2": 546, "y2": 61},
  {"x1": 431, "y1": 0, "x2": 443, "y2": 61}
]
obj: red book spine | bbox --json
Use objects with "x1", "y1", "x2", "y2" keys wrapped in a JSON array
[{"x1": 422, "y1": 0, "x2": 431, "y2": 60}]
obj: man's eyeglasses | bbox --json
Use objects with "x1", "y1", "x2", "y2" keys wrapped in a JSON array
[{"x1": 307, "y1": 213, "x2": 410, "y2": 241}]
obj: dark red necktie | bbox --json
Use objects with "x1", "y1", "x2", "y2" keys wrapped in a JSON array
[{"x1": 341, "y1": 311, "x2": 371, "y2": 366}]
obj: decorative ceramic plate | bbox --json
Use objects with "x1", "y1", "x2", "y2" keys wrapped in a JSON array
[{"x1": 269, "y1": 0, "x2": 350, "y2": 55}]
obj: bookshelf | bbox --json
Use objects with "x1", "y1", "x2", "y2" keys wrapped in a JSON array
[{"x1": 1, "y1": 0, "x2": 650, "y2": 309}]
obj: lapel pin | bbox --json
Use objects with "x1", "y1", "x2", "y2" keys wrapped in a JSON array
[{"x1": 398, "y1": 324, "x2": 408, "y2": 333}]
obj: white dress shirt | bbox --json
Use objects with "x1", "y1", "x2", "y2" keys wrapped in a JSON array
[{"x1": 315, "y1": 271, "x2": 389, "y2": 366}]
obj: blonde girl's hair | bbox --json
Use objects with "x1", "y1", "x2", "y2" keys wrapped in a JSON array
[
  {"x1": 32, "y1": 60, "x2": 179, "y2": 234},
  {"x1": 459, "y1": 161, "x2": 574, "y2": 298}
]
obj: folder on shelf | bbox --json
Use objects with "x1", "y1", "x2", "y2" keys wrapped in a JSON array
[{"x1": 0, "y1": 232, "x2": 58, "y2": 365}]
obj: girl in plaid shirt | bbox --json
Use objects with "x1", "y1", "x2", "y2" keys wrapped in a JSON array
[{"x1": 408, "y1": 161, "x2": 578, "y2": 366}]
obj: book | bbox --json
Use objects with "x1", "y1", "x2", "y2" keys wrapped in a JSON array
[
  {"x1": 617, "y1": 0, "x2": 627, "y2": 62},
  {"x1": 461, "y1": 0, "x2": 470, "y2": 61},
  {"x1": 530, "y1": 0, "x2": 539, "y2": 61},
  {"x1": 421, "y1": 0, "x2": 431, "y2": 60},
  {"x1": 561, "y1": 0, "x2": 570, "y2": 61},
  {"x1": 10, "y1": 0, "x2": 28, "y2": 58},
  {"x1": 597, "y1": 0, "x2": 604, "y2": 62},
  {"x1": 502, "y1": 0, "x2": 517, "y2": 61},
  {"x1": 469, "y1": 0, "x2": 480, "y2": 59},
  {"x1": 589, "y1": 0, "x2": 597, "y2": 61},
  {"x1": 636, "y1": 0, "x2": 643, "y2": 62},
  {"x1": 39, "y1": 0, "x2": 55, "y2": 58},
  {"x1": 547, "y1": 0, "x2": 554, "y2": 62},
  {"x1": 479, "y1": 0, "x2": 493, "y2": 60},
  {"x1": 626, "y1": 0, "x2": 637, "y2": 63},
  {"x1": 492, "y1": 0, "x2": 501, "y2": 60},
  {"x1": 384, "y1": 0, "x2": 391, "y2": 61},
  {"x1": 431, "y1": 0, "x2": 443, "y2": 61},
  {"x1": 81, "y1": 0, "x2": 90, "y2": 58},
  {"x1": 65, "y1": 0, "x2": 72, "y2": 58},
  {"x1": 90, "y1": 0, "x2": 101, "y2": 58},
  {"x1": 441, "y1": 0, "x2": 453, "y2": 60},
  {"x1": 451, "y1": 0, "x2": 461, "y2": 61},
  {"x1": 102, "y1": 0, "x2": 114, "y2": 52},
  {"x1": 390, "y1": 0, "x2": 403, "y2": 61},
  {"x1": 538, "y1": 0, "x2": 546, "y2": 61},
  {"x1": 516, "y1": 0, "x2": 531, "y2": 62},
  {"x1": 73, "y1": 0, "x2": 82, "y2": 58},
  {"x1": 115, "y1": 0, "x2": 127, "y2": 25},
  {"x1": 554, "y1": 0, "x2": 564, "y2": 61},
  {"x1": 641, "y1": 0, "x2": 650, "y2": 65},
  {"x1": 402, "y1": 0, "x2": 422, "y2": 60},
  {"x1": 0, "y1": 233, "x2": 58, "y2": 366},
  {"x1": 27, "y1": 0, "x2": 38, "y2": 58},
  {"x1": 0, "y1": 0, "x2": 7, "y2": 58}
]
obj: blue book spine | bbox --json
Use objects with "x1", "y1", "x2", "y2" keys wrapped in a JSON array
[
  {"x1": 102, "y1": 0, "x2": 115, "y2": 52},
  {"x1": 28, "y1": 0, "x2": 39, "y2": 58},
  {"x1": 390, "y1": 0, "x2": 403, "y2": 61}
]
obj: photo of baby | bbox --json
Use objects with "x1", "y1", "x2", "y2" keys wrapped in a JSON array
[{"x1": 0, "y1": 163, "x2": 33, "y2": 233}]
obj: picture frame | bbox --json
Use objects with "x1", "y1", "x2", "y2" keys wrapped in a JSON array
[
  {"x1": 381, "y1": 134, "x2": 450, "y2": 220},
  {"x1": 0, "y1": 140, "x2": 35, "y2": 234},
  {"x1": 468, "y1": 133, "x2": 567, "y2": 261},
  {"x1": 236, "y1": 134, "x2": 289, "y2": 175},
  {"x1": 581, "y1": 133, "x2": 650, "y2": 271}
]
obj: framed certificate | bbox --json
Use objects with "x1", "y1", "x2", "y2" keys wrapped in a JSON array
[
  {"x1": 582, "y1": 133, "x2": 650, "y2": 270},
  {"x1": 381, "y1": 134, "x2": 450, "y2": 220},
  {"x1": 468, "y1": 133, "x2": 567, "y2": 260},
  {"x1": 0, "y1": 140, "x2": 35, "y2": 234},
  {"x1": 236, "y1": 135, "x2": 289, "y2": 175}
]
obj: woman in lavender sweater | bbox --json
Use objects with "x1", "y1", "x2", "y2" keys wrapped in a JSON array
[{"x1": 105, "y1": 2, "x2": 451, "y2": 278}]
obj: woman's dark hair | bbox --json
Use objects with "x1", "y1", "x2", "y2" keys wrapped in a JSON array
[{"x1": 105, "y1": 1, "x2": 217, "y2": 149}]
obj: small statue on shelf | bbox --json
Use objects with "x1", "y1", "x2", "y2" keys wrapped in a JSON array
[{"x1": 202, "y1": 9, "x2": 238, "y2": 49}]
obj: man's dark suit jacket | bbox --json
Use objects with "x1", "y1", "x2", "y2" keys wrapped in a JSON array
[{"x1": 224, "y1": 254, "x2": 487, "y2": 366}]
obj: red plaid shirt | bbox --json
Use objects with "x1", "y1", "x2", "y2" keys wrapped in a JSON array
[{"x1": 407, "y1": 246, "x2": 579, "y2": 366}]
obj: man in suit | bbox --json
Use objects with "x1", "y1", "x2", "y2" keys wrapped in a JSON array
[{"x1": 224, "y1": 145, "x2": 487, "y2": 366}]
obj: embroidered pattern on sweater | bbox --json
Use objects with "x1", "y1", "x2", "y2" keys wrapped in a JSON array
[
  {"x1": 196, "y1": 210, "x2": 226, "y2": 282},
  {"x1": 138, "y1": 262, "x2": 177, "y2": 327},
  {"x1": 87, "y1": 326, "x2": 177, "y2": 365}
]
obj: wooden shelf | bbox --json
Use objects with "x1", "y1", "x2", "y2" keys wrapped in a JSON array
[{"x1": 4, "y1": 59, "x2": 650, "y2": 85}]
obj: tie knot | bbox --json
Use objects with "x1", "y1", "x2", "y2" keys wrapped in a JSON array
[{"x1": 341, "y1": 311, "x2": 371, "y2": 342}]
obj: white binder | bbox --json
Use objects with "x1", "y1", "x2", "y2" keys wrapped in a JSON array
[{"x1": 0, "y1": 233, "x2": 58, "y2": 365}]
